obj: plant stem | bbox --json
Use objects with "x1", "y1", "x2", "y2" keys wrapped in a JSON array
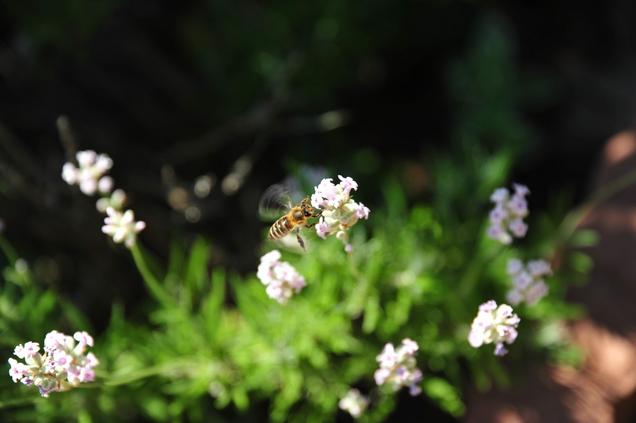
[
  {"x1": 459, "y1": 236, "x2": 506, "y2": 299},
  {"x1": 104, "y1": 364, "x2": 175, "y2": 387},
  {"x1": 555, "y1": 166, "x2": 636, "y2": 250},
  {"x1": 103, "y1": 361, "x2": 205, "y2": 387},
  {"x1": 130, "y1": 244, "x2": 174, "y2": 307}
]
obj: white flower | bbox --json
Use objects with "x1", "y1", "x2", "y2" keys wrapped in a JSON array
[
  {"x1": 468, "y1": 300, "x2": 520, "y2": 356},
  {"x1": 527, "y1": 259, "x2": 551, "y2": 277},
  {"x1": 311, "y1": 175, "x2": 370, "y2": 252},
  {"x1": 339, "y1": 389, "x2": 369, "y2": 418},
  {"x1": 506, "y1": 258, "x2": 523, "y2": 275},
  {"x1": 490, "y1": 188, "x2": 509, "y2": 203},
  {"x1": 44, "y1": 330, "x2": 72, "y2": 353},
  {"x1": 315, "y1": 220, "x2": 331, "y2": 239},
  {"x1": 62, "y1": 150, "x2": 114, "y2": 196},
  {"x1": 62, "y1": 163, "x2": 78, "y2": 185},
  {"x1": 486, "y1": 183, "x2": 530, "y2": 244},
  {"x1": 14, "y1": 342, "x2": 40, "y2": 359},
  {"x1": 337, "y1": 175, "x2": 358, "y2": 195},
  {"x1": 101, "y1": 208, "x2": 146, "y2": 248},
  {"x1": 8, "y1": 358, "x2": 29, "y2": 383},
  {"x1": 354, "y1": 202, "x2": 370, "y2": 219},
  {"x1": 8, "y1": 330, "x2": 99, "y2": 397},
  {"x1": 76, "y1": 150, "x2": 96, "y2": 167},
  {"x1": 374, "y1": 338, "x2": 422, "y2": 396},
  {"x1": 506, "y1": 259, "x2": 551, "y2": 305},
  {"x1": 256, "y1": 250, "x2": 306, "y2": 304},
  {"x1": 97, "y1": 176, "x2": 113, "y2": 194},
  {"x1": 96, "y1": 189, "x2": 127, "y2": 213},
  {"x1": 73, "y1": 331, "x2": 94, "y2": 354}
]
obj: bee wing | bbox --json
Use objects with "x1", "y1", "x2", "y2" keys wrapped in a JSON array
[{"x1": 258, "y1": 184, "x2": 294, "y2": 222}]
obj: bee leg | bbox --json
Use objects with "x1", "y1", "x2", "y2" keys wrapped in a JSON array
[
  {"x1": 305, "y1": 213, "x2": 321, "y2": 229},
  {"x1": 295, "y1": 230, "x2": 306, "y2": 250}
]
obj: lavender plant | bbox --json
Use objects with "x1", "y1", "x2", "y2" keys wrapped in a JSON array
[
  {"x1": 0, "y1": 155, "x2": 591, "y2": 422},
  {"x1": 256, "y1": 250, "x2": 306, "y2": 304},
  {"x1": 311, "y1": 175, "x2": 370, "y2": 252},
  {"x1": 0, "y1": 12, "x2": 605, "y2": 423},
  {"x1": 9, "y1": 331, "x2": 98, "y2": 397}
]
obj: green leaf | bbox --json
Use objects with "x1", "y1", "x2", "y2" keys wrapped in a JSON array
[
  {"x1": 362, "y1": 294, "x2": 380, "y2": 333},
  {"x1": 569, "y1": 251, "x2": 594, "y2": 274},
  {"x1": 141, "y1": 395, "x2": 169, "y2": 421},
  {"x1": 184, "y1": 238, "x2": 210, "y2": 303},
  {"x1": 422, "y1": 377, "x2": 465, "y2": 416},
  {"x1": 569, "y1": 229, "x2": 599, "y2": 248},
  {"x1": 232, "y1": 386, "x2": 249, "y2": 411},
  {"x1": 382, "y1": 177, "x2": 407, "y2": 220},
  {"x1": 202, "y1": 269, "x2": 226, "y2": 341}
]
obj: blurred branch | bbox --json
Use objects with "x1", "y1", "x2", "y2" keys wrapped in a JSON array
[
  {"x1": 220, "y1": 134, "x2": 268, "y2": 196},
  {"x1": 553, "y1": 165, "x2": 636, "y2": 254},
  {"x1": 161, "y1": 102, "x2": 350, "y2": 166},
  {"x1": 56, "y1": 115, "x2": 78, "y2": 162},
  {"x1": 272, "y1": 109, "x2": 351, "y2": 136},
  {"x1": 160, "y1": 98, "x2": 283, "y2": 165},
  {"x1": 161, "y1": 49, "x2": 347, "y2": 166}
]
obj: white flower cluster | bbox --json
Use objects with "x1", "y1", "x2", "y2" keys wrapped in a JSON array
[
  {"x1": 468, "y1": 300, "x2": 520, "y2": 356},
  {"x1": 338, "y1": 388, "x2": 369, "y2": 419},
  {"x1": 62, "y1": 150, "x2": 113, "y2": 196},
  {"x1": 487, "y1": 184, "x2": 529, "y2": 244},
  {"x1": 8, "y1": 330, "x2": 99, "y2": 397},
  {"x1": 374, "y1": 338, "x2": 423, "y2": 396},
  {"x1": 102, "y1": 208, "x2": 146, "y2": 248},
  {"x1": 96, "y1": 188, "x2": 127, "y2": 214},
  {"x1": 256, "y1": 250, "x2": 306, "y2": 304},
  {"x1": 311, "y1": 176, "x2": 370, "y2": 253},
  {"x1": 506, "y1": 259, "x2": 551, "y2": 306},
  {"x1": 62, "y1": 149, "x2": 145, "y2": 247}
]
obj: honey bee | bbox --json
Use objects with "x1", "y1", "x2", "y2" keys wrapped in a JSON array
[{"x1": 259, "y1": 184, "x2": 322, "y2": 250}]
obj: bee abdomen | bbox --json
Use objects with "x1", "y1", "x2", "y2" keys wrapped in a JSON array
[{"x1": 269, "y1": 216, "x2": 293, "y2": 240}]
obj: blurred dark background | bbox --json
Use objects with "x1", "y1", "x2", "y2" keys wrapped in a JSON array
[{"x1": 1, "y1": 0, "x2": 636, "y2": 364}]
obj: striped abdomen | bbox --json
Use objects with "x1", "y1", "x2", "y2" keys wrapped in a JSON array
[{"x1": 269, "y1": 215, "x2": 295, "y2": 240}]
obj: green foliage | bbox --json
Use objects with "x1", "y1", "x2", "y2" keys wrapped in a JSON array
[
  {"x1": 0, "y1": 162, "x2": 588, "y2": 420},
  {"x1": 0, "y1": 11, "x2": 587, "y2": 422}
]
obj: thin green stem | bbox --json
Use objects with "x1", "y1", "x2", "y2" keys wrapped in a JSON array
[
  {"x1": 103, "y1": 360, "x2": 204, "y2": 387},
  {"x1": 459, "y1": 237, "x2": 506, "y2": 299},
  {"x1": 554, "y1": 166, "x2": 636, "y2": 251},
  {"x1": 104, "y1": 364, "x2": 174, "y2": 387},
  {"x1": 130, "y1": 244, "x2": 174, "y2": 307}
]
